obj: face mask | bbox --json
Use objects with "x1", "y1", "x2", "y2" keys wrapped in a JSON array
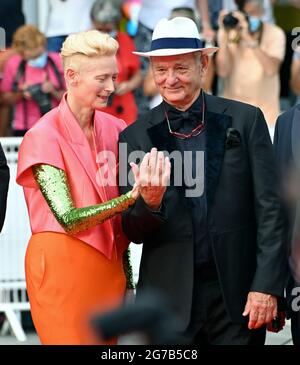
[
  {"x1": 248, "y1": 16, "x2": 262, "y2": 34},
  {"x1": 28, "y1": 52, "x2": 48, "y2": 68},
  {"x1": 108, "y1": 30, "x2": 117, "y2": 39}
]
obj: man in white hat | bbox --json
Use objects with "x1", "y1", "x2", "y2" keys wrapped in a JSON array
[{"x1": 119, "y1": 16, "x2": 286, "y2": 344}]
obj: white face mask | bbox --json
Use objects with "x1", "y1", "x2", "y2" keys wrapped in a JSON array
[{"x1": 28, "y1": 52, "x2": 48, "y2": 68}]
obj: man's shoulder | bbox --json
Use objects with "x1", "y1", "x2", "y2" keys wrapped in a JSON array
[
  {"x1": 207, "y1": 94, "x2": 265, "y2": 134},
  {"x1": 207, "y1": 94, "x2": 258, "y2": 114},
  {"x1": 277, "y1": 104, "x2": 300, "y2": 127},
  {"x1": 120, "y1": 104, "x2": 162, "y2": 137},
  {"x1": 263, "y1": 21, "x2": 285, "y2": 37}
]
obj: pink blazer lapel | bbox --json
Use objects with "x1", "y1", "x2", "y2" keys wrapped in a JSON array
[
  {"x1": 93, "y1": 111, "x2": 124, "y2": 201},
  {"x1": 57, "y1": 94, "x2": 109, "y2": 204}
]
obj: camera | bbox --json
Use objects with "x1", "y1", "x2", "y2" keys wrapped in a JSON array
[
  {"x1": 222, "y1": 12, "x2": 262, "y2": 34},
  {"x1": 222, "y1": 12, "x2": 239, "y2": 30},
  {"x1": 27, "y1": 83, "x2": 52, "y2": 115}
]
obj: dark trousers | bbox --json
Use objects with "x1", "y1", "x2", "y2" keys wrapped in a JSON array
[
  {"x1": 287, "y1": 275, "x2": 300, "y2": 345},
  {"x1": 183, "y1": 270, "x2": 266, "y2": 345},
  {"x1": 291, "y1": 310, "x2": 300, "y2": 345}
]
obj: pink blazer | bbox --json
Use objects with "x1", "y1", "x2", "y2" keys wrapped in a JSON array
[{"x1": 17, "y1": 93, "x2": 129, "y2": 260}]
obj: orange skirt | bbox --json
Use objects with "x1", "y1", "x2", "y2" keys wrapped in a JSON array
[{"x1": 25, "y1": 232, "x2": 126, "y2": 345}]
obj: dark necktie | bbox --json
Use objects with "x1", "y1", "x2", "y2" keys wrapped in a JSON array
[{"x1": 167, "y1": 106, "x2": 203, "y2": 132}]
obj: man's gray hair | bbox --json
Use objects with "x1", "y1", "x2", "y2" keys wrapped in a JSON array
[{"x1": 90, "y1": 0, "x2": 123, "y2": 25}]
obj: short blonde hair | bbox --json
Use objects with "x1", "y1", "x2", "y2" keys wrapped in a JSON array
[
  {"x1": 12, "y1": 25, "x2": 46, "y2": 54},
  {"x1": 60, "y1": 30, "x2": 119, "y2": 70}
]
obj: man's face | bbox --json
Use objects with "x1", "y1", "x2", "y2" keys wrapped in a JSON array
[
  {"x1": 151, "y1": 52, "x2": 206, "y2": 109},
  {"x1": 93, "y1": 21, "x2": 116, "y2": 34},
  {"x1": 243, "y1": 2, "x2": 263, "y2": 17}
]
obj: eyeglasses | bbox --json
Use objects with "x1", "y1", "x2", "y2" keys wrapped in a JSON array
[{"x1": 163, "y1": 93, "x2": 205, "y2": 140}]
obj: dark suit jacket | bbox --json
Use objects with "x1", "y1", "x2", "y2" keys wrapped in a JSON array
[
  {"x1": 274, "y1": 104, "x2": 300, "y2": 295},
  {"x1": 0, "y1": 142, "x2": 9, "y2": 232},
  {"x1": 274, "y1": 104, "x2": 300, "y2": 244},
  {"x1": 119, "y1": 93, "x2": 286, "y2": 330}
]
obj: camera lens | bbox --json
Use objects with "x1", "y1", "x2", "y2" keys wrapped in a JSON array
[{"x1": 222, "y1": 13, "x2": 239, "y2": 29}]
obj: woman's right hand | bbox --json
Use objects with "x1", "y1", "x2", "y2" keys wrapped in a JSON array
[{"x1": 130, "y1": 183, "x2": 140, "y2": 200}]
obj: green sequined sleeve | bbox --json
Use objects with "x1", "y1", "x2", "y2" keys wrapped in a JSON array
[{"x1": 32, "y1": 164, "x2": 136, "y2": 235}]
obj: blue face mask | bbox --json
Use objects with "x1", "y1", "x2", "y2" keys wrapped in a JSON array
[
  {"x1": 28, "y1": 52, "x2": 48, "y2": 68},
  {"x1": 108, "y1": 30, "x2": 117, "y2": 39},
  {"x1": 248, "y1": 16, "x2": 262, "y2": 34}
]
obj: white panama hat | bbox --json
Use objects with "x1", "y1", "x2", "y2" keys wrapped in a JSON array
[{"x1": 133, "y1": 17, "x2": 218, "y2": 57}]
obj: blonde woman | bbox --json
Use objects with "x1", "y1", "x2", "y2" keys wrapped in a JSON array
[{"x1": 16, "y1": 30, "x2": 163, "y2": 344}]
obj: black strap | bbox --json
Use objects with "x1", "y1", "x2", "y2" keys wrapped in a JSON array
[
  {"x1": 12, "y1": 59, "x2": 26, "y2": 92},
  {"x1": 12, "y1": 59, "x2": 28, "y2": 130},
  {"x1": 13, "y1": 55, "x2": 64, "y2": 91},
  {"x1": 46, "y1": 55, "x2": 64, "y2": 90}
]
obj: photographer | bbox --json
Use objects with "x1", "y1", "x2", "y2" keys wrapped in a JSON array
[
  {"x1": 216, "y1": 0, "x2": 285, "y2": 139},
  {"x1": 1, "y1": 25, "x2": 65, "y2": 136}
]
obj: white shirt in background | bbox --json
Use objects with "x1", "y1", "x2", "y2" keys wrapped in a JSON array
[
  {"x1": 139, "y1": 0, "x2": 197, "y2": 30},
  {"x1": 44, "y1": 0, "x2": 94, "y2": 37},
  {"x1": 223, "y1": 0, "x2": 274, "y2": 24}
]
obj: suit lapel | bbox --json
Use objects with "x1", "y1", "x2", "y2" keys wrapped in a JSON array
[
  {"x1": 147, "y1": 104, "x2": 177, "y2": 153},
  {"x1": 67, "y1": 143, "x2": 108, "y2": 203},
  {"x1": 147, "y1": 104, "x2": 184, "y2": 193},
  {"x1": 205, "y1": 94, "x2": 232, "y2": 211},
  {"x1": 292, "y1": 106, "x2": 300, "y2": 169},
  {"x1": 205, "y1": 109, "x2": 231, "y2": 211},
  {"x1": 146, "y1": 94, "x2": 232, "y2": 211},
  {"x1": 57, "y1": 95, "x2": 108, "y2": 203}
]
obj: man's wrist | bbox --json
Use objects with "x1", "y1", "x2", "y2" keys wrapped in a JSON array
[
  {"x1": 124, "y1": 81, "x2": 131, "y2": 92},
  {"x1": 202, "y1": 21, "x2": 212, "y2": 30}
]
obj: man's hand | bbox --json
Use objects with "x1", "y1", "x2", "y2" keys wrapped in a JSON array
[
  {"x1": 217, "y1": 9, "x2": 230, "y2": 31},
  {"x1": 115, "y1": 82, "x2": 131, "y2": 96},
  {"x1": 202, "y1": 26, "x2": 216, "y2": 43},
  {"x1": 130, "y1": 148, "x2": 171, "y2": 210},
  {"x1": 217, "y1": 10, "x2": 234, "y2": 45},
  {"x1": 232, "y1": 11, "x2": 255, "y2": 43},
  {"x1": 243, "y1": 291, "x2": 277, "y2": 329}
]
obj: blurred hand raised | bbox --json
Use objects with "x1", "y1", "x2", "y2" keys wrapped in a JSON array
[{"x1": 130, "y1": 148, "x2": 171, "y2": 210}]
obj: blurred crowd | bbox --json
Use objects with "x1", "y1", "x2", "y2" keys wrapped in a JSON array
[
  {"x1": 0, "y1": 0, "x2": 299, "y2": 138},
  {"x1": 0, "y1": 0, "x2": 300, "y2": 345}
]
